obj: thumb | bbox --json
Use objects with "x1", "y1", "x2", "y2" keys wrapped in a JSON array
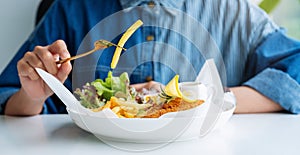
[{"x1": 56, "y1": 61, "x2": 72, "y2": 83}]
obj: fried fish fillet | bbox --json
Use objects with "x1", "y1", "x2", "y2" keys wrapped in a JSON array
[{"x1": 143, "y1": 98, "x2": 204, "y2": 118}]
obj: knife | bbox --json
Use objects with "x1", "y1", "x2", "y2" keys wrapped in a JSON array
[{"x1": 35, "y1": 68, "x2": 79, "y2": 111}]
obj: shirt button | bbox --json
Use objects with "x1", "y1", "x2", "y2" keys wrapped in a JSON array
[
  {"x1": 146, "y1": 76, "x2": 153, "y2": 82},
  {"x1": 147, "y1": 1, "x2": 155, "y2": 8},
  {"x1": 146, "y1": 35, "x2": 154, "y2": 41}
]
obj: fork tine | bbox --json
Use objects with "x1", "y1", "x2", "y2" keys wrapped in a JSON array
[{"x1": 97, "y1": 40, "x2": 127, "y2": 51}]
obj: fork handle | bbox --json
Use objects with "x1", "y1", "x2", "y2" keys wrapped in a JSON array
[
  {"x1": 56, "y1": 58, "x2": 71, "y2": 64},
  {"x1": 56, "y1": 48, "x2": 97, "y2": 64}
]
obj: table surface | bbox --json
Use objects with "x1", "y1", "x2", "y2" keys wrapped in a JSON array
[{"x1": 1, "y1": 113, "x2": 299, "y2": 155}]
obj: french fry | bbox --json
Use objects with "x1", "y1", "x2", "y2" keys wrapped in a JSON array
[
  {"x1": 91, "y1": 107, "x2": 102, "y2": 112},
  {"x1": 110, "y1": 97, "x2": 119, "y2": 108},
  {"x1": 112, "y1": 106, "x2": 122, "y2": 114},
  {"x1": 103, "y1": 101, "x2": 111, "y2": 109},
  {"x1": 117, "y1": 113, "x2": 126, "y2": 118},
  {"x1": 110, "y1": 20, "x2": 143, "y2": 69},
  {"x1": 124, "y1": 111, "x2": 135, "y2": 118}
]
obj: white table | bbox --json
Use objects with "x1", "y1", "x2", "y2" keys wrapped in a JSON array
[{"x1": 1, "y1": 114, "x2": 299, "y2": 155}]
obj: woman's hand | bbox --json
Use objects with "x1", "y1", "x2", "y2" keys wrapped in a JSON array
[
  {"x1": 5, "y1": 40, "x2": 72, "y2": 116},
  {"x1": 17, "y1": 40, "x2": 72, "y2": 101},
  {"x1": 131, "y1": 81, "x2": 163, "y2": 92}
]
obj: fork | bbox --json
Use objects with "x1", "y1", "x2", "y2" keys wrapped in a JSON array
[{"x1": 56, "y1": 40, "x2": 126, "y2": 64}]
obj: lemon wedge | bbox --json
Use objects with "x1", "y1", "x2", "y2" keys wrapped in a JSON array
[
  {"x1": 164, "y1": 75, "x2": 197, "y2": 103},
  {"x1": 164, "y1": 75, "x2": 182, "y2": 98},
  {"x1": 111, "y1": 20, "x2": 143, "y2": 69}
]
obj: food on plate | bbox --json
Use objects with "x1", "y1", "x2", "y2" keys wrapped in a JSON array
[
  {"x1": 74, "y1": 72, "x2": 204, "y2": 118},
  {"x1": 74, "y1": 19, "x2": 204, "y2": 118},
  {"x1": 143, "y1": 98, "x2": 204, "y2": 118}
]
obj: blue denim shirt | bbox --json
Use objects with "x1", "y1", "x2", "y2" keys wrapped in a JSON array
[{"x1": 0, "y1": 0, "x2": 300, "y2": 114}]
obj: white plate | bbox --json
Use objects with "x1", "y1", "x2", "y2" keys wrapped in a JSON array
[
  {"x1": 36, "y1": 65, "x2": 235, "y2": 143},
  {"x1": 67, "y1": 94, "x2": 235, "y2": 143},
  {"x1": 67, "y1": 103, "x2": 209, "y2": 143}
]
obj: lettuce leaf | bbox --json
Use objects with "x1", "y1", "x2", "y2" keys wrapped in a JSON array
[{"x1": 75, "y1": 71, "x2": 131, "y2": 109}]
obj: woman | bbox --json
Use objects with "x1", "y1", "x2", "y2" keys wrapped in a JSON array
[{"x1": 1, "y1": 0, "x2": 299, "y2": 115}]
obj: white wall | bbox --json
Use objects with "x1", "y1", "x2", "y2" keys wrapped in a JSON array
[
  {"x1": 271, "y1": 0, "x2": 300, "y2": 40},
  {"x1": 0, "y1": 0, "x2": 41, "y2": 73}
]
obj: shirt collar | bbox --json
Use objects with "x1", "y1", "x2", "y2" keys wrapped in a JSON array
[{"x1": 119, "y1": 0, "x2": 185, "y2": 9}]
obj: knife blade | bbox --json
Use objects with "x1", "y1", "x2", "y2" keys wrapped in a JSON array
[{"x1": 35, "y1": 68, "x2": 79, "y2": 110}]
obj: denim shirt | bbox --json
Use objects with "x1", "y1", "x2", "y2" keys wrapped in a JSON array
[{"x1": 0, "y1": 0, "x2": 300, "y2": 114}]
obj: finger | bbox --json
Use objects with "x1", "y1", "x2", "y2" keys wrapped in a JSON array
[
  {"x1": 131, "y1": 83, "x2": 148, "y2": 91},
  {"x1": 56, "y1": 61, "x2": 72, "y2": 83},
  {"x1": 17, "y1": 59, "x2": 39, "y2": 80},
  {"x1": 34, "y1": 45, "x2": 58, "y2": 75},
  {"x1": 23, "y1": 51, "x2": 45, "y2": 70},
  {"x1": 131, "y1": 81, "x2": 163, "y2": 92},
  {"x1": 53, "y1": 53, "x2": 60, "y2": 61},
  {"x1": 48, "y1": 40, "x2": 70, "y2": 59},
  {"x1": 148, "y1": 81, "x2": 163, "y2": 91}
]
